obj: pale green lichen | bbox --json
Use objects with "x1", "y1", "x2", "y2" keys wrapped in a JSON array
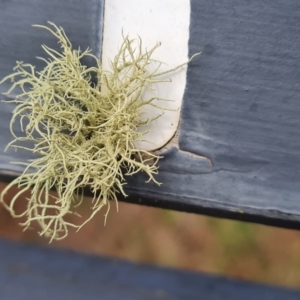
[{"x1": 0, "y1": 22, "x2": 200, "y2": 241}]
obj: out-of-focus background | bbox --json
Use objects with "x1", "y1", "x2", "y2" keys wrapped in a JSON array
[{"x1": 1, "y1": 181, "x2": 300, "y2": 288}]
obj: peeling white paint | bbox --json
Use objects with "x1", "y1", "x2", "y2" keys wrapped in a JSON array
[{"x1": 102, "y1": 0, "x2": 190, "y2": 150}]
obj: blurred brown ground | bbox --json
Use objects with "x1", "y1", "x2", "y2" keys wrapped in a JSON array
[{"x1": 1, "y1": 181, "x2": 300, "y2": 288}]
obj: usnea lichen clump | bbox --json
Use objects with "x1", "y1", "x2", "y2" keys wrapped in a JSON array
[{"x1": 0, "y1": 22, "x2": 199, "y2": 241}]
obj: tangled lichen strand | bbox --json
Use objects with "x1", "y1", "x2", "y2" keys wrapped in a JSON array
[{"x1": 0, "y1": 22, "x2": 200, "y2": 241}]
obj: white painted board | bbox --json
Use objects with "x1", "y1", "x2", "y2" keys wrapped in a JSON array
[{"x1": 102, "y1": 0, "x2": 191, "y2": 150}]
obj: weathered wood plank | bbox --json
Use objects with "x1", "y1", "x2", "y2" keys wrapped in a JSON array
[
  {"x1": 0, "y1": 0, "x2": 104, "y2": 168},
  {"x1": 0, "y1": 3, "x2": 107, "y2": 258},
  {"x1": 122, "y1": 0, "x2": 300, "y2": 228},
  {"x1": 0, "y1": 0, "x2": 103, "y2": 77},
  {"x1": 1, "y1": 0, "x2": 300, "y2": 228},
  {"x1": 0, "y1": 238, "x2": 299, "y2": 300}
]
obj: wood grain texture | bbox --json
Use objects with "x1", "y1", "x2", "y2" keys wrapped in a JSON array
[
  {"x1": 122, "y1": 0, "x2": 300, "y2": 228},
  {"x1": 0, "y1": 0, "x2": 104, "y2": 169},
  {"x1": 0, "y1": 238, "x2": 299, "y2": 300},
  {"x1": 1, "y1": 0, "x2": 300, "y2": 228}
]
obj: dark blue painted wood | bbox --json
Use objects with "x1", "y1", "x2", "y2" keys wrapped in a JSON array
[
  {"x1": 0, "y1": 1, "x2": 299, "y2": 298},
  {"x1": 0, "y1": 238, "x2": 299, "y2": 300},
  {"x1": 0, "y1": 0, "x2": 104, "y2": 168},
  {"x1": 122, "y1": 0, "x2": 300, "y2": 229},
  {"x1": 0, "y1": 0, "x2": 103, "y2": 79},
  {"x1": 1, "y1": 0, "x2": 300, "y2": 228}
]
